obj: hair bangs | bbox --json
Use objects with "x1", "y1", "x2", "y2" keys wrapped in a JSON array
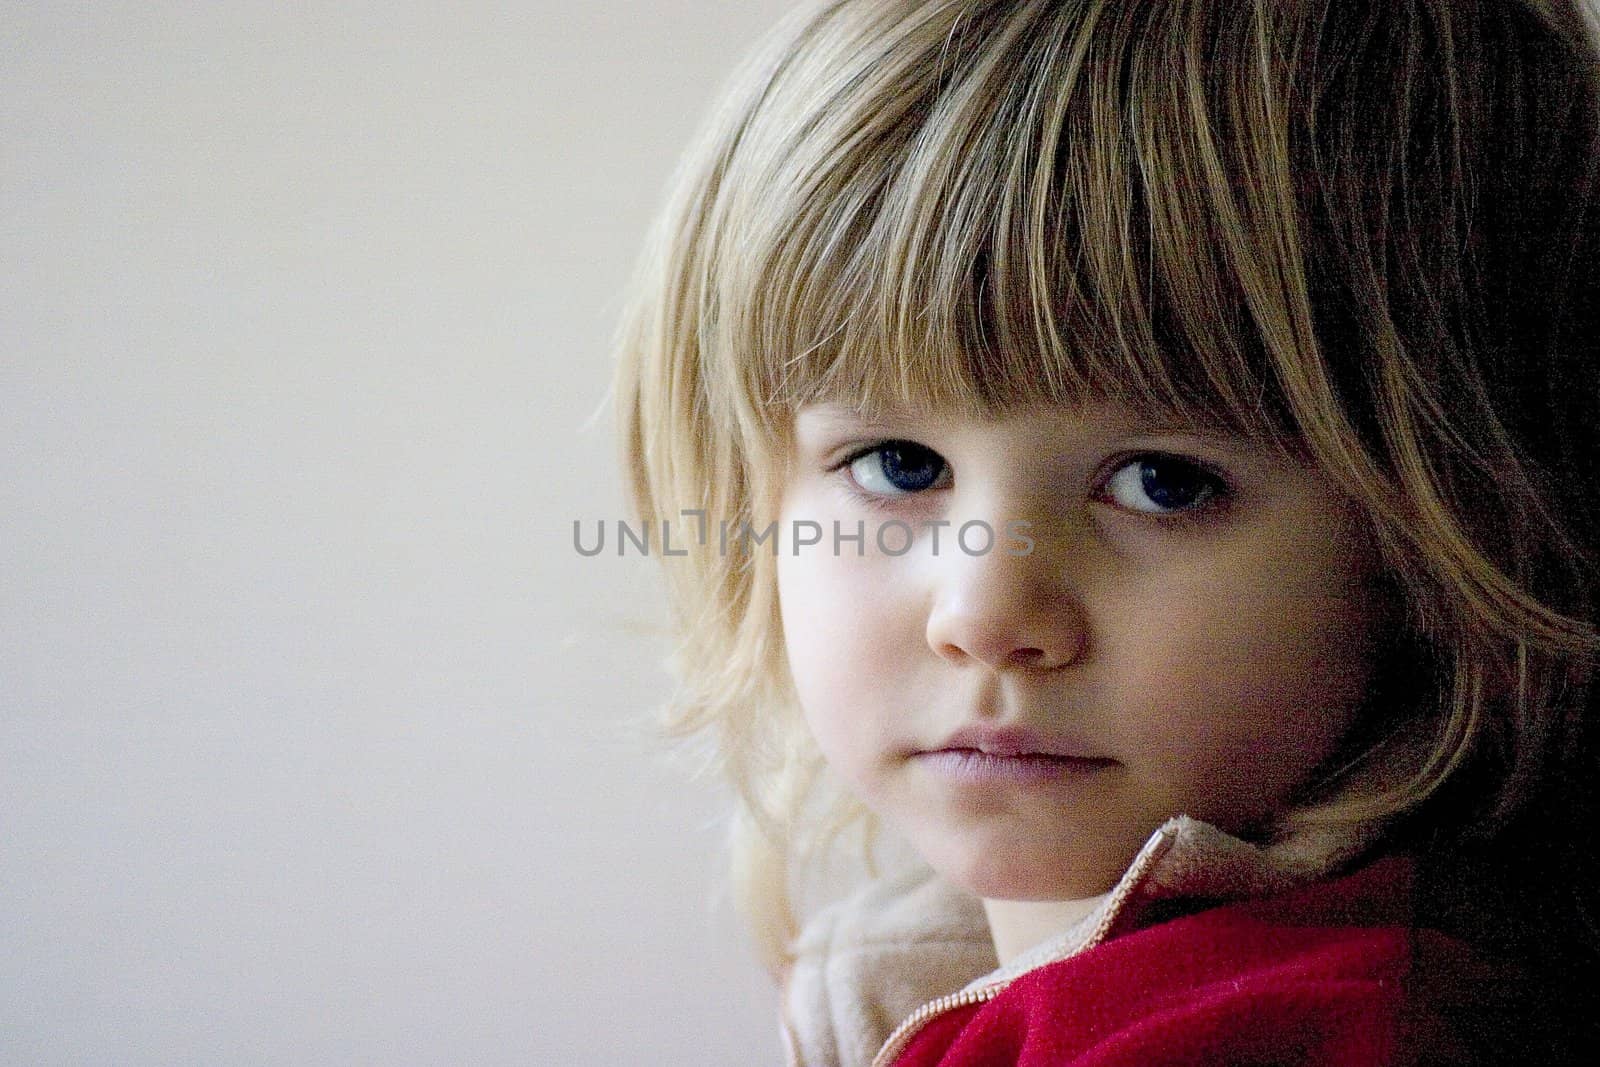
[{"x1": 706, "y1": 0, "x2": 1303, "y2": 446}]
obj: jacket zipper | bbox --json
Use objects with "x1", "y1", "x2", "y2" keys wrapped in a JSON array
[
  {"x1": 867, "y1": 983, "x2": 1007, "y2": 1067},
  {"x1": 867, "y1": 829, "x2": 1178, "y2": 1067}
]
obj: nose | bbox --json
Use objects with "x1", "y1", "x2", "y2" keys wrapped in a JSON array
[{"x1": 923, "y1": 540, "x2": 1088, "y2": 672}]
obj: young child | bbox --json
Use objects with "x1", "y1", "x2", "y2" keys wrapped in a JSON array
[{"x1": 614, "y1": 0, "x2": 1600, "y2": 1062}]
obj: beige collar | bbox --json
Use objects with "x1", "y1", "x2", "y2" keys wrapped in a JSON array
[{"x1": 782, "y1": 815, "x2": 1371, "y2": 1067}]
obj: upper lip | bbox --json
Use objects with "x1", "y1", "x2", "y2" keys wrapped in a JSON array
[{"x1": 923, "y1": 725, "x2": 1113, "y2": 761}]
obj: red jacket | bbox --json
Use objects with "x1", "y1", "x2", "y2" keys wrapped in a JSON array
[
  {"x1": 781, "y1": 818, "x2": 1563, "y2": 1066},
  {"x1": 884, "y1": 857, "x2": 1493, "y2": 1065}
]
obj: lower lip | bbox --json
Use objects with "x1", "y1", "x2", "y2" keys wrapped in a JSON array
[{"x1": 914, "y1": 749, "x2": 1117, "y2": 785}]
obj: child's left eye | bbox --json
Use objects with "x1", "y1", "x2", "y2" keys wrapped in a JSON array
[
  {"x1": 846, "y1": 441, "x2": 951, "y2": 497},
  {"x1": 1100, "y1": 455, "x2": 1227, "y2": 515}
]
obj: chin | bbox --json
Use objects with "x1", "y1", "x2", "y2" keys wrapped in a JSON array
[{"x1": 928, "y1": 839, "x2": 1126, "y2": 902}]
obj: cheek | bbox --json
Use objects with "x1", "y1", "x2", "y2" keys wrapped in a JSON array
[
  {"x1": 1112, "y1": 556, "x2": 1385, "y2": 822},
  {"x1": 776, "y1": 551, "x2": 918, "y2": 775}
]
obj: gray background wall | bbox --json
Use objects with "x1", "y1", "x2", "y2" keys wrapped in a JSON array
[{"x1": 2, "y1": 3, "x2": 794, "y2": 1063}]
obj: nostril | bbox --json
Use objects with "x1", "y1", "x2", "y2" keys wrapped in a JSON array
[
  {"x1": 933, "y1": 638, "x2": 1080, "y2": 671},
  {"x1": 1006, "y1": 647, "x2": 1050, "y2": 668}
]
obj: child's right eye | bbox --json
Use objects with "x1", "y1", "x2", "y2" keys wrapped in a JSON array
[{"x1": 845, "y1": 441, "x2": 951, "y2": 498}]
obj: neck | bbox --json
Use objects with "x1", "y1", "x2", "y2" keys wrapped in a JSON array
[{"x1": 983, "y1": 893, "x2": 1111, "y2": 966}]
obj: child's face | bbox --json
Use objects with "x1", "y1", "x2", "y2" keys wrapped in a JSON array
[{"x1": 776, "y1": 402, "x2": 1391, "y2": 902}]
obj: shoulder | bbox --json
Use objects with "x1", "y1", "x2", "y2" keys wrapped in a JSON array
[
  {"x1": 784, "y1": 865, "x2": 996, "y2": 1067},
  {"x1": 892, "y1": 857, "x2": 1553, "y2": 1066}
]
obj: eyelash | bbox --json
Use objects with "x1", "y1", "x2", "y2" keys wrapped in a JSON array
[
  {"x1": 832, "y1": 441, "x2": 950, "y2": 510},
  {"x1": 829, "y1": 440, "x2": 1233, "y2": 521}
]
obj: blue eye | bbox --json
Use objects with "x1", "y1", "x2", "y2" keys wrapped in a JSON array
[
  {"x1": 1102, "y1": 455, "x2": 1224, "y2": 514},
  {"x1": 848, "y1": 442, "x2": 950, "y2": 497}
]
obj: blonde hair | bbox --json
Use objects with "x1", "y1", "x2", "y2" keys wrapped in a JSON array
[{"x1": 615, "y1": 0, "x2": 1600, "y2": 973}]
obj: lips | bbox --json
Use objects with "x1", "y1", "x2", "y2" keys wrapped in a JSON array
[
  {"x1": 926, "y1": 725, "x2": 1111, "y2": 762},
  {"x1": 910, "y1": 725, "x2": 1118, "y2": 786}
]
